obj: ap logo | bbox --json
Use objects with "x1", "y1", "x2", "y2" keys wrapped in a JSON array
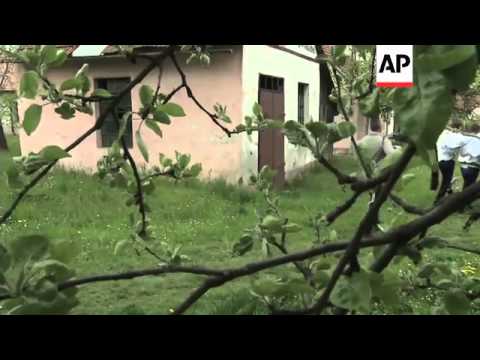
[{"x1": 376, "y1": 45, "x2": 414, "y2": 88}]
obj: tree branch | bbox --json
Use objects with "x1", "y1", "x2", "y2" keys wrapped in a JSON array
[
  {"x1": 0, "y1": 236, "x2": 397, "y2": 304},
  {"x1": 325, "y1": 191, "x2": 362, "y2": 225},
  {"x1": 371, "y1": 181, "x2": 480, "y2": 273},
  {"x1": 310, "y1": 145, "x2": 416, "y2": 313},
  {"x1": 169, "y1": 53, "x2": 233, "y2": 137},
  {"x1": 0, "y1": 46, "x2": 176, "y2": 225}
]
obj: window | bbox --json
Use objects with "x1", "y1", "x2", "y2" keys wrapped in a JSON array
[
  {"x1": 95, "y1": 78, "x2": 133, "y2": 148},
  {"x1": 259, "y1": 74, "x2": 284, "y2": 91},
  {"x1": 298, "y1": 83, "x2": 309, "y2": 124}
]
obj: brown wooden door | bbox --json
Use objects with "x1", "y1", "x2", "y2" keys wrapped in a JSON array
[{"x1": 258, "y1": 75, "x2": 285, "y2": 188}]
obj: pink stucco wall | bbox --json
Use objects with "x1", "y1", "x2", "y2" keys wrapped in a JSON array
[{"x1": 17, "y1": 48, "x2": 244, "y2": 181}]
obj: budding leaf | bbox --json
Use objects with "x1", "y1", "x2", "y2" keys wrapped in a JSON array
[
  {"x1": 20, "y1": 71, "x2": 39, "y2": 99},
  {"x1": 23, "y1": 104, "x2": 42, "y2": 135},
  {"x1": 159, "y1": 103, "x2": 186, "y2": 117},
  {"x1": 145, "y1": 119, "x2": 163, "y2": 137},
  {"x1": 136, "y1": 130, "x2": 149, "y2": 162},
  {"x1": 39, "y1": 145, "x2": 71, "y2": 161},
  {"x1": 139, "y1": 85, "x2": 154, "y2": 107}
]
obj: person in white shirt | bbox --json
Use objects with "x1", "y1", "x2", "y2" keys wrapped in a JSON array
[
  {"x1": 458, "y1": 123, "x2": 480, "y2": 191},
  {"x1": 435, "y1": 121, "x2": 466, "y2": 202}
]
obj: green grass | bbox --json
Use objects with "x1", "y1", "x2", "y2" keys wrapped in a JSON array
[{"x1": 1, "y1": 135, "x2": 479, "y2": 315}]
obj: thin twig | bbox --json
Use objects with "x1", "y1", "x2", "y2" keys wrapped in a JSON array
[
  {"x1": 325, "y1": 191, "x2": 362, "y2": 225},
  {"x1": 169, "y1": 53, "x2": 233, "y2": 137}
]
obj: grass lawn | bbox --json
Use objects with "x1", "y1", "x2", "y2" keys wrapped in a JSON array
[{"x1": 1, "y1": 134, "x2": 479, "y2": 314}]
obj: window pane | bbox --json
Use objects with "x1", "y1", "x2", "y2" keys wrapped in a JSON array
[{"x1": 96, "y1": 78, "x2": 132, "y2": 148}]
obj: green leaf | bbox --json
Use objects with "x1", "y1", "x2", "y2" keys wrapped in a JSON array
[
  {"x1": 177, "y1": 154, "x2": 191, "y2": 170},
  {"x1": 333, "y1": 45, "x2": 347, "y2": 58},
  {"x1": 160, "y1": 154, "x2": 173, "y2": 168},
  {"x1": 251, "y1": 277, "x2": 282, "y2": 297},
  {"x1": 50, "y1": 240, "x2": 80, "y2": 264},
  {"x1": 31, "y1": 278, "x2": 58, "y2": 302},
  {"x1": 159, "y1": 103, "x2": 186, "y2": 117},
  {"x1": 219, "y1": 114, "x2": 231, "y2": 123},
  {"x1": 375, "y1": 148, "x2": 403, "y2": 173},
  {"x1": 23, "y1": 104, "x2": 42, "y2": 135},
  {"x1": 276, "y1": 278, "x2": 315, "y2": 297},
  {"x1": 337, "y1": 121, "x2": 356, "y2": 139},
  {"x1": 39, "y1": 145, "x2": 71, "y2": 161},
  {"x1": 40, "y1": 45, "x2": 58, "y2": 65},
  {"x1": 76, "y1": 74, "x2": 91, "y2": 94},
  {"x1": 232, "y1": 235, "x2": 254, "y2": 256},
  {"x1": 153, "y1": 109, "x2": 171, "y2": 124},
  {"x1": 54, "y1": 103, "x2": 75, "y2": 120},
  {"x1": 253, "y1": 102, "x2": 263, "y2": 118},
  {"x1": 282, "y1": 223, "x2": 302, "y2": 233},
  {"x1": 359, "y1": 89, "x2": 380, "y2": 116},
  {"x1": 5, "y1": 160, "x2": 23, "y2": 189},
  {"x1": 306, "y1": 121, "x2": 329, "y2": 142},
  {"x1": 400, "y1": 173, "x2": 416, "y2": 188},
  {"x1": 92, "y1": 89, "x2": 113, "y2": 98},
  {"x1": 114, "y1": 240, "x2": 130, "y2": 256},
  {"x1": 443, "y1": 54, "x2": 478, "y2": 91},
  {"x1": 49, "y1": 50, "x2": 68, "y2": 68},
  {"x1": 369, "y1": 272, "x2": 400, "y2": 307},
  {"x1": 188, "y1": 163, "x2": 202, "y2": 178},
  {"x1": 283, "y1": 120, "x2": 314, "y2": 149},
  {"x1": 444, "y1": 289, "x2": 471, "y2": 315},
  {"x1": 416, "y1": 45, "x2": 477, "y2": 73},
  {"x1": 313, "y1": 270, "x2": 330, "y2": 288},
  {"x1": 145, "y1": 119, "x2": 163, "y2": 137},
  {"x1": 394, "y1": 71, "x2": 452, "y2": 150},
  {"x1": 136, "y1": 130, "x2": 149, "y2": 162},
  {"x1": 60, "y1": 79, "x2": 81, "y2": 92},
  {"x1": 8, "y1": 235, "x2": 49, "y2": 263},
  {"x1": 116, "y1": 112, "x2": 131, "y2": 142},
  {"x1": 330, "y1": 270, "x2": 372, "y2": 313},
  {"x1": 20, "y1": 71, "x2": 39, "y2": 99},
  {"x1": 32, "y1": 259, "x2": 74, "y2": 282},
  {"x1": 260, "y1": 215, "x2": 285, "y2": 232},
  {"x1": 139, "y1": 85, "x2": 154, "y2": 107}
]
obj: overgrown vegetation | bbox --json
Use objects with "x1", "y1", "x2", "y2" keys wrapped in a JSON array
[{"x1": 1, "y1": 135, "x2": 479, "y2": 314}]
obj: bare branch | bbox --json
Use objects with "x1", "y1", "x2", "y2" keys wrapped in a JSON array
[
  {"x1": 169, "y1": 53, "x2": 233, "y2": 137},
  {"x1": 311, "y1": 145, "x2": 416, "y2": 314},
  {"x1": 325, "y1": 191, "x2": 362, "y2": 225}
]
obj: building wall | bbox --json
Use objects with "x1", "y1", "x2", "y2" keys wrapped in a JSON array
[
  {"x1": 17, "y1": 48, "x2": 244, "y2": 181},
  {"x1": 240, "y1": 45, "x2": 320, "y2": 181}
]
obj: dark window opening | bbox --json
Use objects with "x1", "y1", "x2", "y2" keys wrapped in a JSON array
[
  {"x1": 259, "y1": 74, "x2": 284, "y2": 91},
  {"x1": 319, "y1": 62, "x2": 337, "y2": 123},
  {"x1": 95, "y1": 78, "x2": 133, "y2": 148},
  {"x1": 298, "y1": 83, "x2": 309, "y2": 124}
]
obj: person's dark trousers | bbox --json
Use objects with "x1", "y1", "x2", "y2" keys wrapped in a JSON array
[
  {"x1": 435, "y1": 160, "x2": 455, "y2": 202},
  {"x1": 459, "y1": 165, "x2": 480, "y2": 212},
  {"x1": 461, "y1": 166, "x2": 480, "y2": 190}
]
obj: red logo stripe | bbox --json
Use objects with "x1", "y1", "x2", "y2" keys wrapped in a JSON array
[{"x1": 376, "y1": 82, "x2": 414, "y2": 88}]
